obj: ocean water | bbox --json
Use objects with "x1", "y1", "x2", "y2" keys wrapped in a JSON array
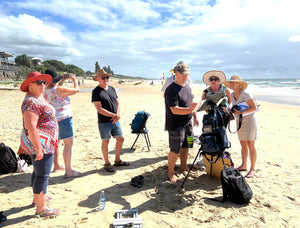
[{"x1": 192, "y1": 78, "x2": 300, "y2": 106}]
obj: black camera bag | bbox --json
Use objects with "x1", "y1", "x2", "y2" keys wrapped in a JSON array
[
  {"x1": 199, "y1": 110, "x2": 230, "y2": 155},
  {"x1": 221, "y1": 167, "x2": 253, "y2": 204}
]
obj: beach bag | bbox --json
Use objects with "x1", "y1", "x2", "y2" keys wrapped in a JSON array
[
  {"x1": 0, "y1": 143, "x2": 18, "y2": 174},
  {"x1": 20, "y1": 130, "x2": 51, "y2": 155},
  {"x1": 202, "y1": 151, "x2": 234, "y2": 178},
  {"x1": 130, "y1": 111, "x2": 150, "y2": 133},
  {"x1": 221, "y1": 167, "x2": 253, "y2": 204}
]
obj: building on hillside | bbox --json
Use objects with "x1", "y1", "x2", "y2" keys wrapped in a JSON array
[
  {"x1": 0, "y1": 52, "x2": 19, "y2": 80},
  {"x1": 31, "y1": 57, "x2": 43, "y2": 65}
]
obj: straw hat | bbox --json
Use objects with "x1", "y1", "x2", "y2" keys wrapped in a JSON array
[
  {"x1": 93, "y1": 69, "x2": 111, "y2": 81},
  {"x1": 45, "y1": 69, "x2": 63, "y2": 84},
  {"x1": 202, "y1": 70, "x2": 226, "y2": 85},
  {"x1": 20, "y1": 71, "x2": 52, "y2": 92},
  {"x1": 223, "y1": 75, "x2": 248, "y2": 89}
]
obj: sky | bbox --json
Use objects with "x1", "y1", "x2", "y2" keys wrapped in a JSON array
[{"x1": 1, "y1": 0, "x2": 300, "y2": 80}]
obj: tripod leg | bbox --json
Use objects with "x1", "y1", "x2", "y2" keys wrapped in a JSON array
[{"x1": 181, "y1": 147, "x2": 202, "y2": 189}]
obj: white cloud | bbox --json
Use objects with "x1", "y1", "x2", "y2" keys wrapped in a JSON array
[{"x1": 289, "y1": 35, "x2": 300, "y2": 42}]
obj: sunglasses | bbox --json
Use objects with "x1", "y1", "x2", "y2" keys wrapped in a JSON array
[
  {"x1": 101, "y1": 76, "x2": 110, "y2": 80},
  {"x1": 209, "y1": 77, "x2": 219, "y2": 82},
  {"x1": 33, "y1": 80, "x2": 47, "y2": 85}
]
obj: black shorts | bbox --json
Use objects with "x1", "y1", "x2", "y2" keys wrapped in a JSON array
[{"x1": 168, "y1": 121, "x2": 193, "y2": 154}]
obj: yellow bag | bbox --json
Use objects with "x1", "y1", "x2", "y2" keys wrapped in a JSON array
[{"x1": 203, "y1": 151, "x2": 233, "y2": 178}]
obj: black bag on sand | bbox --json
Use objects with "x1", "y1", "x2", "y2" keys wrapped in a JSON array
[
  {"x1": 0, "y1": 142, "x2": 18, "y2": 174},
  {"x1": 221, "y1": 167, "x2": 253, "y2": 204}
]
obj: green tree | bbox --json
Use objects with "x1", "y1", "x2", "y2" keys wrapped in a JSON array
[
  {"x1": 95, "y1": 61, "x2": 100, "y2": 73},
  {"x1": 86, "y1": 71, "x2": 93, "y2": 77},
  {"x1": 43, "y1": 60, "x2": 66, "y2": 72},
  {"x1": 15, "y1": 54, "x2": 31, "y2": 68},
  {"x1": 66, "y1": 64, "x2": 85, "y2": 76}
]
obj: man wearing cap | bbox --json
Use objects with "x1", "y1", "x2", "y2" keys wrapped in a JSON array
[
  {"x1": 164, "y1": 63, "x2": 198, "y2": 183},
  {"x1": 92, "y1": 69, "x2": 129, "y2": 172}
]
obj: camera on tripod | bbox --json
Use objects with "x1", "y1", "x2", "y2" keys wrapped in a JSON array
[{"x1": 181, "y1": 92, "x2": 232, "y2": 188}]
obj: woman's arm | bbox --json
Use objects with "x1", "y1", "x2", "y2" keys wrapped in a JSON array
[
  {"x1": 23, "y1": 111, "x2": 43, "y2": 161},
  {"x1": 225, "y1": 88, "x2": 232, "y2": 105},
  {"x1": 56, "y1": 74, "x2": 79, "y2": 97}
]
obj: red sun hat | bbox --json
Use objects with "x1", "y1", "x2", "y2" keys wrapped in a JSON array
[{"x1": 20, "y1": 71, "x2": 52, "y2": 92}]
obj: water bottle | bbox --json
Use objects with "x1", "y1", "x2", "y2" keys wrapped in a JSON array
[{"x1": 99, "y1": 190, "x2": 105, "y2": 210}]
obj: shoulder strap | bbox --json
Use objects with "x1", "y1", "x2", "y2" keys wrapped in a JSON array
[{"x1": 228, "y1": 114, "x2": 242, "y2": 134}]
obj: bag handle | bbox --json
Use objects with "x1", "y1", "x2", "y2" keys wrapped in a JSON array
[{"x1": 228, "y1": 114, "x2": 242, "y2": 134}]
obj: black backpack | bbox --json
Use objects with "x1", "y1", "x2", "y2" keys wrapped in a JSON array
[
  {"x1": 221, "y1": 167, "x2": 253, "y2": 204},
  {"x1": 199, "y1": 109, "x2": 230, "y2": 155},
  {"x1": 0, "y1": 143, "x2": 18, "y2": 174}
]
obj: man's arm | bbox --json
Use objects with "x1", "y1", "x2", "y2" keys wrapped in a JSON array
[
  {"x1": 93, "y1": 101, "x2": 117, "y2": 121},
  {"x1": 170, "y1": 102, "x2": 198, "y2": 115}
]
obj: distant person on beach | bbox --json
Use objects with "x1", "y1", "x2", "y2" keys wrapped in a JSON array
[
  {"x1": 92, "y1": 69, "x2": 129, "y2": 172},
  {"x1": 224, "y1": 75, "x2": 258, "y2": 178},
  {"x1": 20, "y1": 71, "x2": 59, "y2": 217},
  {"x1": 43, "y1": 69, "x2": 81, "y2": 177},
  {"x1": 161, "y1": 61, "x2": 192, "y2": 96},
  {"x1": 202, "y1": 70, "x2": 232, "y2": 126},
  {"x1": 164, "y1": 63, "x2": 199, "y2": 183}
]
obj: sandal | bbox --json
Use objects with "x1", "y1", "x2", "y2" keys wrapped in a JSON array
[
  {"x1": 104, "y1": 163, "x2": 115, "y2": 172},
  {"x1": 64, "y1": 170, "x2": 82, "y2": 178},
  {"x1": 130, "y1": 175, "x2": 144, "y2": 188},
  {"x1": 114, "y1": 160, "x2": 130, "y2": 166},
  {"x1": 35, "y1": 208, "x2": 59, "y2": 217}
]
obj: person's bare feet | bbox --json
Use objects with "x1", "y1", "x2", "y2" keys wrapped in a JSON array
[
  {"x1": 245, "y1": 170, "x2": 255, "y2": 178},
  {"x1": 53, "y1": 166, "x2": 65, "y2": 173},
  {"x1": 168, "y1": 174, "x2": 179, "y2": 183}
]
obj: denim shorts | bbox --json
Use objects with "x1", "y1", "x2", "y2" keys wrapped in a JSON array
[
  {"x1": 168, "y1": 122, "x2": 193, "y2": 154},
  {"x1": 98, "y1": 121, "x2": 123, "y2": 140},
  {"x1": 58, "y1": 117, "x2": 73, "y2": 140}
]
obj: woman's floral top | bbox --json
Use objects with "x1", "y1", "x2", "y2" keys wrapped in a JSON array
[
  {"x1": 43, "y1": 85, "x2": 72, "y2": 121},
  {"x1": 21, "y1": 96, "x2": 58, "y2": 154}
]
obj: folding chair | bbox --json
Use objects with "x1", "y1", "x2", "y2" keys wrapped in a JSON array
[{"x1": 130, "y1": 112, "x2": 151, "y2": 151}]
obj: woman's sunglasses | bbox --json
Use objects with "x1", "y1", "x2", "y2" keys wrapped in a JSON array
[
  {"x1": 209, "y1": 77, "x2": 219, "y2": 82},
  {"x1": 33, "y1": 80, "x2": 47, "y2": 85},
  {"x1": 101, "y1": 76, "x2": 110, "y2": 80}
]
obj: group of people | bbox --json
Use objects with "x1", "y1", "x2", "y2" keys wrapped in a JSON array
[
  {"x1": 19, "y1": 68, "x2": 130, "y2": 217},
  {"x1": 163, "y1": 62, "x2": 258, "y2": 183},
  {"x1": 18, "y1": 62, "x2": 258, "y2": 217},
  {"x1": 20, "y1": 69, "x2": 82, "y2": 216}
]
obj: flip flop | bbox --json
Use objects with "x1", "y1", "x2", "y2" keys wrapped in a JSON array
[
  {"x1": 64, "y1": 170, "x2": 82, "y2": 178},
  {"x1": 236, "y1": 167, "x2": 247, "y2": 171},
  {"x1": 245, "y1": 172, "x2": 255, "y2": 178},
  {"x1": 114, "y1": 160, "x2": 130, "y2": 166},
  {"x1": 130, "y1": 175, "x2": 144, "y2": 188},
  {"x1": 104, "y1": 163, "x2": 115, "y2": 172}
]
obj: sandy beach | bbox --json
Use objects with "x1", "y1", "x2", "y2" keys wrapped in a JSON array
[{"x1": 0, "y1": 79, "x2": 300, "y2": 227}]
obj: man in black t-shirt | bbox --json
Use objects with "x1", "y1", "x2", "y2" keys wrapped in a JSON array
[
  {"x1": 92, "y1": 69, "x2": 129, "y2": 172},
  {"x1": 165, "y1": 63, "x2": 198, "y2": 183}
]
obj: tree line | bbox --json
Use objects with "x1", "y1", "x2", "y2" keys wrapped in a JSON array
[{"x1": 14, "y1": 54, "x2": 114, "y2": 78}]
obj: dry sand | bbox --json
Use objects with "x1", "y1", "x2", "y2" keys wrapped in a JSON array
[{"x1": 0, "y1": 79, "x2": 299, "y2": 227}]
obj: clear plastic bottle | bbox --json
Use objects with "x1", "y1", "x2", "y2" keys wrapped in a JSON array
[{"x1": 99, "y1": 190, "x2": 105, "y2": 210}]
